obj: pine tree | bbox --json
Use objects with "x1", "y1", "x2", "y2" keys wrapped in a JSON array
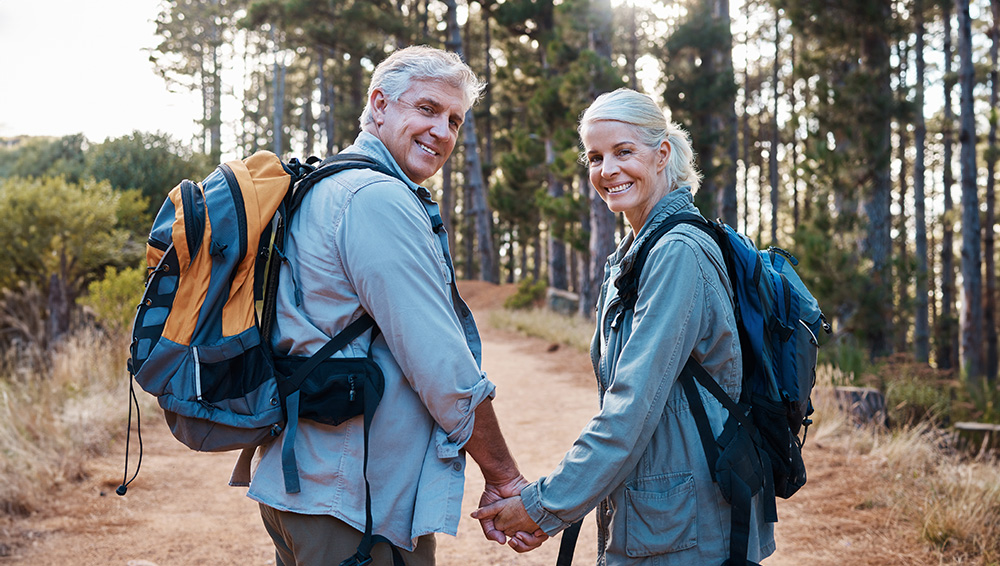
[
  {"x1": 957, "y1": 0, "x2": 983, "y2": 379},
  {"x1": 914, "y1": 0, "x2": 931, "y2": 363}
]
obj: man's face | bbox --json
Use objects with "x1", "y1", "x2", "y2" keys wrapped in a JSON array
[{"x1": 370, "y1": 79, "x2": 467, "y2": 185}]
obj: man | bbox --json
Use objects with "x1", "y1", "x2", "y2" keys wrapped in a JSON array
[{"x1": 247, "y1": 45, "x2": 541, "y2": 565}]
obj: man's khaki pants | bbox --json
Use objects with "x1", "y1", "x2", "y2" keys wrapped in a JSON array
[{"x1": 260, "y1": 503, "x2": 436, "y2": 566}]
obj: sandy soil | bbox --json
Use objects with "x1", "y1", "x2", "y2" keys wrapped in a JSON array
[{"x1": 0, "y1": 282, "x2": 937, "y2": 565}]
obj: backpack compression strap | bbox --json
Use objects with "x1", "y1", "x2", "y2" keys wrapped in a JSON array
[{"x1": 280, "y1": 312, "x2": 377, "y2": 493}]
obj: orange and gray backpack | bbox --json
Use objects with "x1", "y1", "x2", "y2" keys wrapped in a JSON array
[{"x1": 119, "y1": 150, "x2": 406, "y2": 566}]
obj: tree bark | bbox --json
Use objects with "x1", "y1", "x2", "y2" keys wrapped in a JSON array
[
  {"x1": 715, "y1": 0, "x2": 739, "y2": 227},
  {"x1": 957, "y1": 0, "x2": 983, "y2": 379},
  {"x1": 939, "y1": 3, "x2": 958, "y2": 370},
  {"x1": 894, "y1": 38, "x2": 910, "y2": 355},
  {"x1": 985, "y1": 0, "x2": 1000, "y2": 381},
  {"x1": 445, "y1": 0, "x2": 498, "y2": 283},
  {"x1": 769, "y1": 5, "x2": 780, "y2": 246},
  {"x1": 860, "y1": 4, "x2": 894, "y2": 359},
  {"x1": 913, "y1": 0, "x2": 930, "y2": 363},
  {"x1": 271, "y1": 28, "x2": 286, "y2": 157},
  {"x1": 547, "y1": 139, "x2": 568, "y2": 290}
]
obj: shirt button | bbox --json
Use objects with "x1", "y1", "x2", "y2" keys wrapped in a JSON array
[{"x1": 452, "y1": 461, "x2": 463, "y2": 472}]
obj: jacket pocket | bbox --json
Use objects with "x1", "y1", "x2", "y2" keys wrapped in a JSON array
[{"x1": 624, "y1": 471, "x2": 697, "y2": 557}]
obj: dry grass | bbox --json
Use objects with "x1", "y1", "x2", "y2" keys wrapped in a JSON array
[
  {"x1": 812, "y1": 366, "x2": 1000, "y2": 564},
  {"x1": 0, "y1": 328, "x2": 129, "y2": 515},
  {"x1": 489, "y1": 307, "x2": 594, "y2": 353}
]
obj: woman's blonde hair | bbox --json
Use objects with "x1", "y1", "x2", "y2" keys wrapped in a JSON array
[
  {"x1": 360, "y1": 45, "x2": 486, "y2": 128},
  {"x1": 579, "y1": 88, "x2": 701, "y2": 193}
]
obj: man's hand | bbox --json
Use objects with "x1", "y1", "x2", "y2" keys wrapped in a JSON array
[
  {"x1": 472, "y1": 495, "x2": 547, "y2": 552},
  {"x1": 477, "y1": 475, "x2": 528, "y2": 544}
]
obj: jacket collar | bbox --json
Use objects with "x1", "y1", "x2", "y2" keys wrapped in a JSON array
[{"x1": 614, "y1": 187, "x2": 697, "y2": 268}]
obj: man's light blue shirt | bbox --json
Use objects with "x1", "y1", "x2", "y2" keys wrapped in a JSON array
[{"x1": 247, "y1": 131, "x2": 496, "y2": 550}]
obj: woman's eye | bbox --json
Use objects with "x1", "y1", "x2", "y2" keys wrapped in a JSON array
[{"x1": 588, "y1": 156, "x2": 602, "y2": 165}]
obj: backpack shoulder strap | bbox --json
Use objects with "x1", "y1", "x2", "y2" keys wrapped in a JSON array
[
  {"x1": 616, "y1": 211, "x2": 717, "y2": 312},
  {"x1": 288, "y1": 153, "x2": 404, "y2": 215}
]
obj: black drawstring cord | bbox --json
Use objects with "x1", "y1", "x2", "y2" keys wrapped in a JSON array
[{"x1": 117, "y1": 373, "x2": 143, "y2": 495}]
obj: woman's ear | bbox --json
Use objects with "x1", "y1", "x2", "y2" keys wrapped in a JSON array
[{"x1": 657, "y1": 140, "x2": 672, "y2": 172}]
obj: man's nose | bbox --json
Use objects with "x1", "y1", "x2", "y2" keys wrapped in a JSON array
[{"x1": 430, "y1": 115, "x2": 452, "y2": 139}]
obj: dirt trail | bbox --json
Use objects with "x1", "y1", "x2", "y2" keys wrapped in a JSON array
[{"x1": 0, "y1": 282, "x2": 933, "y2": 565}]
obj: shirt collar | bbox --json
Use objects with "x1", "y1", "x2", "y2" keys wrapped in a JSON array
[{"x1": 348, "y1": 131, "x2": 435, "y2": 200}]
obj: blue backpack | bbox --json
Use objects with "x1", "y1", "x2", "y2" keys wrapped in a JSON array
[{"x1": 616, "y1": 211, "x2": 830, "y2": 566}]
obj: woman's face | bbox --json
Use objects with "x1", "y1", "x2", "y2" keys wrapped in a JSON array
[{"x1": 582, "y1": 120, "x2": 671, "y2": 233}]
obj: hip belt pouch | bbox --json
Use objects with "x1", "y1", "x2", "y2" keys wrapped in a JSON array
[{"x1": 273, "y1": 355, "x2": 385, "y2": 426}]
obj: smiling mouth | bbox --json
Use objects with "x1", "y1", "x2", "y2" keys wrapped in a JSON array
[
  {"x1": 417, "y1": 142, "x2": 439, "y2": 156},
  {"x1": 605, "y1": 182, "x2": 633, "y2": 194}
]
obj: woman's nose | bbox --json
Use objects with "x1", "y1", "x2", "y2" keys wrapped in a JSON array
[{"x1": 601, "y1": 160, "x2": 619, "y2": 178}]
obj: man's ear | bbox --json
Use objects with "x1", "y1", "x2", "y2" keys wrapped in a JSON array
[{"x1": 370, "y1": 88, "x2": 388, "y2": 125}]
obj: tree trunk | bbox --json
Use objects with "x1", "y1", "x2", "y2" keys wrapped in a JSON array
[
  {"x1": 987, "y1": 0, "x2": 1000, "y2": 381},
  {"x1": 860, "y1": 15, "x2": 894, "y2": 359},
  {"x1": 790, "y1": 36, "x2": 800, "y2": 231},
  {"x1": 318, "y1": 46, "x2": 337, "y2": 155},
  {"x1": 547, "y1": 139, "x2": 568, "y2": 290},
  {"x1": 482, "y1": 0, "x2": 494, "y2": 172},
  {"x1": 209, "y1": 39, "x2": 222, "y2": 163},
  {"x1": 939, "y1": 3, "x2": 959, "y2": 370},
  {"x1": 895, "y1": 39, "x2": 910, "y2": 355},
  {"x1": 769, "y1": 5, "x2": 780, "y2": 246},
  {"x1": 271, "y1": 29, "x2": 286, "y2": 157},
  {"x1": 441, "y1": 158, "x2": 455, "y2": 259},
  {"x1": 913, "y1": 0, "x2": 930, "y2": 363},
  {"x1": 716, "y1": 0, "x2": 739, "y2": 228},
  {"x1": 957, "y1": 0, "x2": 983, "y2": 379},
  {"x1": 445, "y1": 0, "x2": 497, "y2": 283}
]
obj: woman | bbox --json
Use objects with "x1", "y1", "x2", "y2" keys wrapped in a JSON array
[{"x1": 473, "y1": 88, "x2": 775, "y2": 564}]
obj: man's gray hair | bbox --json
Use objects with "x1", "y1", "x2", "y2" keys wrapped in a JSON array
[
  {"x1": 359, "y1": 45, "x2": 486, "y2": 128},
  {"x1": 579, "y1": 88, "x2": 702, "y2": 193}
]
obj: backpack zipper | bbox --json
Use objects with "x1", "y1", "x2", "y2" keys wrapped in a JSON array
[
  {"x1": 192, "y1": 346, "x2": 206, "y2": 406},
  {"x1": 179, "y1": 180, "x2": 205, "y2": 265},
  {"x1": 219, "y1": 163, "x2": 248, "y2": 261}
]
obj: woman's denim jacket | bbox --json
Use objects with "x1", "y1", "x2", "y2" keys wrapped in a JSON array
[{"x1": 521, "y1": 188, "x2": 776, "y2": 565}]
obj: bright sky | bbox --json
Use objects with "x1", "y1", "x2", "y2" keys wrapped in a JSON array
[{"x1": 0, "y1": 0, "x2": 202, "y2": 144}]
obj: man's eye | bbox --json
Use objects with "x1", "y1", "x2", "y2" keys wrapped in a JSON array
[{"x1": 419, "y1": 106, "x2": 434, "y2": 114}]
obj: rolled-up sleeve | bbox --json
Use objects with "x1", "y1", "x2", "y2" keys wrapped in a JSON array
[{"x1": 338, "y1": 180, "x2": 495, "y2": 456}]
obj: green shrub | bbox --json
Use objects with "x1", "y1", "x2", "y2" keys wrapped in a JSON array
[
  {"x1": 819, "y1": 333, "x2": 869, "y2": 384},
  {"x1": 868, "y1": 354, "x2": 956, "y2": 426},
  {"x1": 80, "y1": 265, "x2": 145, "y2": 335},
  {"x1": 504, "y1": 276, "x2": 547, "y2": 310}
]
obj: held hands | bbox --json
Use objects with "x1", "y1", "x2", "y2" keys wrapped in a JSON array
[{"x1": 472, "y1": 494, "x2": 547, "y2": 553}]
